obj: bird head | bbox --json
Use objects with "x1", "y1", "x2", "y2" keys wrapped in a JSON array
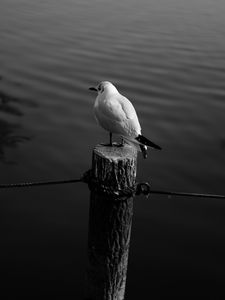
[{"x1": 89, "y1": 81, "x2": 118, "y2": 96}]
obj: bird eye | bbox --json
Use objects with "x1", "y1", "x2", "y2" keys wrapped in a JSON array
[{"x1": 98, "y1": 84, "x2": 104, "y2": 93}]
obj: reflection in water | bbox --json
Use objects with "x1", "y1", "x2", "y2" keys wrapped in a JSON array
[
  {"x1": 0, "y1": 90, "x2": 30, "y2": 163},
  {"x1": 0, "y1": 90, "x2": 25, "y2": 110}
]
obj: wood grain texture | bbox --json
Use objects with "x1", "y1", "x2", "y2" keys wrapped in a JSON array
[{"x1": 86, "y1": 144, "x2": 137, "y2": 300}]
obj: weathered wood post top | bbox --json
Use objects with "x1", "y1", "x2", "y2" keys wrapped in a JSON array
[{"x1": 92, "y1": 144, "x2": 137, "y2": 190}]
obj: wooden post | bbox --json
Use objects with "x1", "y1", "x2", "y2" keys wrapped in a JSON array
[{"x1": 86, "y1": 144, "x2": 137, "y2": 300}]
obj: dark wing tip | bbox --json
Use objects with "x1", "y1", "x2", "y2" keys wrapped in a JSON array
[
  {"x1": 136, "y1": 135, "x2": 162, "y2": 150},
  {"x1": 155, "y1": 144, "x2": 162, "y2": 150}
]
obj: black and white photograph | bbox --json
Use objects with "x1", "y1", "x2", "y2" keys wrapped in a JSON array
[{"x1": 1, "y1": 0, "x2": 225, "y2": 298}]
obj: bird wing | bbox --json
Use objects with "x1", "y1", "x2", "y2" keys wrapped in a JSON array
[
  {"x1": 99, "y1": 94, "x2": 139, "y2": 122},
  {"x1": 98, "y1": 97, "x2": 124, "y2": 121},
  {"x1": 95, "y1": 94, "x2": 141, "y2": 137},
  {"x1": 118, "y1": 96, "x2": 138, "y2": 120}
]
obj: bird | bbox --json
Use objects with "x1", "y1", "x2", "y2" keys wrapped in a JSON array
[{"x1": 89, "y1": 81, "x2": 161, "y2": 158}]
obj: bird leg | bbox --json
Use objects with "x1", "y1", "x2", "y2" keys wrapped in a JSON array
[
  {"x1": 109, "y1": 132, "x2": 113, "y2": 146},
  {"x1": 100, "y1": 133, "x2": 125, "y2": 147},
  {"x1": 100, "y1": 132, "x2": 113, "y2": 147}
]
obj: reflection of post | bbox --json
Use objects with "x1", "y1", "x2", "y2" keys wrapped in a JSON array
[{"x1": 86, "y1": 144, "x2": 137, "y2": 300}]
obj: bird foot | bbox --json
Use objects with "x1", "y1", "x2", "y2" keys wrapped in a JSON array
[
  {"x1": 116, "y1": 142, "x2": 124, "y2": 147},
  {"x1": 100, "y1": 142, "x2": 124, "y2": 147},
  {"x1": 100, "y1": 142, "x2": 113, "y2": 147}
]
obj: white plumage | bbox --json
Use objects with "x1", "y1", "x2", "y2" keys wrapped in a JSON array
[{"x1": 89, "y1": 81, "x2": 161, "y2": 158}]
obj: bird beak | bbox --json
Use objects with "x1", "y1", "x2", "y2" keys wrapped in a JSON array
[{"x1": 89, "y1": 87, "x2": 97, "y2": 91}]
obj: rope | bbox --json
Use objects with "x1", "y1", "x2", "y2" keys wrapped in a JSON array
[
  {"x1": 0, "y1": 173, "x2": 224, "y2": 200},
  {"x1": 150, "y1": 189, "x2": 225, "y2": 199},
  {"x1": 0, "y1": 178, "x2": 83, "y2": 188},
  {"x1": 135, "y1": 182, "x2": 225, "y2": 199}
]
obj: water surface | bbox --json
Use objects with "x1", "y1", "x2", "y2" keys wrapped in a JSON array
[{"x1": 1, "y1": 0, "x2": 225, "y2": 298}]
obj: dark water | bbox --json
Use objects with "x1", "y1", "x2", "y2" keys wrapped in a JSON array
[{"x1": 1, "y1": 0, "x2": 225, "y2": 298}]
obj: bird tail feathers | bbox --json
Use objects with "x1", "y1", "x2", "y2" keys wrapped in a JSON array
[
  {"x1": 135, "y1": 134, "x2": 162, "y2": 150},
  {"x1": 139, "y1": 144, "x2": 148, "y2": 159},
  {"x1": 122, "y1": 137, "x2": 148, "y2": 159},
  {"x1": 123, "y1": 134, "x2": 161, "y2": 158}
]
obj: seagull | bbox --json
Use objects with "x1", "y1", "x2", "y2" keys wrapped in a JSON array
[{"x1": 89, "y1": 81, "x2": 161, "y2": 158}]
